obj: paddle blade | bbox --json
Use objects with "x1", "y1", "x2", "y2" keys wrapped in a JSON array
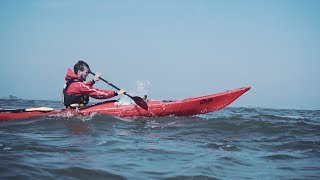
[{"x1": 132, "y1": 96, "x2": 148, "y2": 110}]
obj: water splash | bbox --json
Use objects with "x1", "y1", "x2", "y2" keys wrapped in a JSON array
[
  {"x1": 77, "y1": 112, "x2": 97, "y2": 121},
  {"x1": 49, "y1": 111, "x2": 97, "y2": 121},
  {"x1": 133, "y1": 80, "x2": 150, "y2": 97},
  {"x1": 117, "y1": 81, "x2": 151, "y2": 105}
]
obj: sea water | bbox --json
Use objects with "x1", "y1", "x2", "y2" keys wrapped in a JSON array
[{"x1": 0, "y1": 98, "x2": 319, "y2": 179}]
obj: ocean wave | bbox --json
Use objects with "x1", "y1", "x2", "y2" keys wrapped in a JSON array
[{"x1": 1, "y1": 99, "x2": 319, "y2": 179}]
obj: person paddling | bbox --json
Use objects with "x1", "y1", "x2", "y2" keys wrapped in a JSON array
[{"x1": 63, "y1": 61, "x2": 125, "y2": 108}]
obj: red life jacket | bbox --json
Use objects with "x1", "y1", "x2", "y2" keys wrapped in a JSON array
[{"x1": 63, "y1": 78, "x2": 89, "y2": 108}]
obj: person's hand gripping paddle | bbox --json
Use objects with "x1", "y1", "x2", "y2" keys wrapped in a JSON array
[{"x1": 89, "y1": 71, "x2": 148, "y2": 110}]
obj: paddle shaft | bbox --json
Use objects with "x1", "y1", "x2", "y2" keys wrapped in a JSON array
[
  {"x1": 89, "y1": 72, "x2": 133, "y2": 98},
  {"x1": 89, "y1": 71, "x2": 148, "y2": 110}
]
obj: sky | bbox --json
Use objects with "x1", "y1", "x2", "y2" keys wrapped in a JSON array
[{"x1": 0, "y1": 0, "x2": 319, "y2": 110}]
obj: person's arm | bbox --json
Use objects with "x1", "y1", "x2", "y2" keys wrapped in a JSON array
[
  {"x1": 84, "y1": 79, "x2": 96, "y2": 87},
  {"x1": 78, "y1": 83, "x2": 117, "y2": 99}
]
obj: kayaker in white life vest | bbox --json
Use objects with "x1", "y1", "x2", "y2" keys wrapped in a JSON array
[{"x1": 63, "y1": 61, "x2": 125, "y2": 108}]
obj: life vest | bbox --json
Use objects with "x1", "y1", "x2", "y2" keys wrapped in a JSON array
[{"x1": 63, "y1": 78, "x2": 89, "y2": 108}]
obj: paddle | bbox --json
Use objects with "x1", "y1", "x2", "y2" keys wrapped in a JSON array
[
  {"x1": 89, "y1": 71, "x2": 148, "y2": 110},
  {"x1": 0, "y1": 107, "x2": 54, "y2": 113}
]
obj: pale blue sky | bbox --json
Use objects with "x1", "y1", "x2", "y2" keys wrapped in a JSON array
[{"x1": 1, "y1": 0, "x2": 319, "y2": 110}]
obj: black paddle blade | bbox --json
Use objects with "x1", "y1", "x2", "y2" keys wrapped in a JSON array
[{"x1": 132, "y1": 96, "x2": 148, "y2": 110}]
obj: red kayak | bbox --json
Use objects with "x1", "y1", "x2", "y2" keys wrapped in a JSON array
[{"x1": 0, "y1": 86, "x2": 250, "y2": 121}]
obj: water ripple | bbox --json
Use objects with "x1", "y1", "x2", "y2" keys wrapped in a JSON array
[{"x1": 0, "y1": 99, "x2": 319, "y2": 179}]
